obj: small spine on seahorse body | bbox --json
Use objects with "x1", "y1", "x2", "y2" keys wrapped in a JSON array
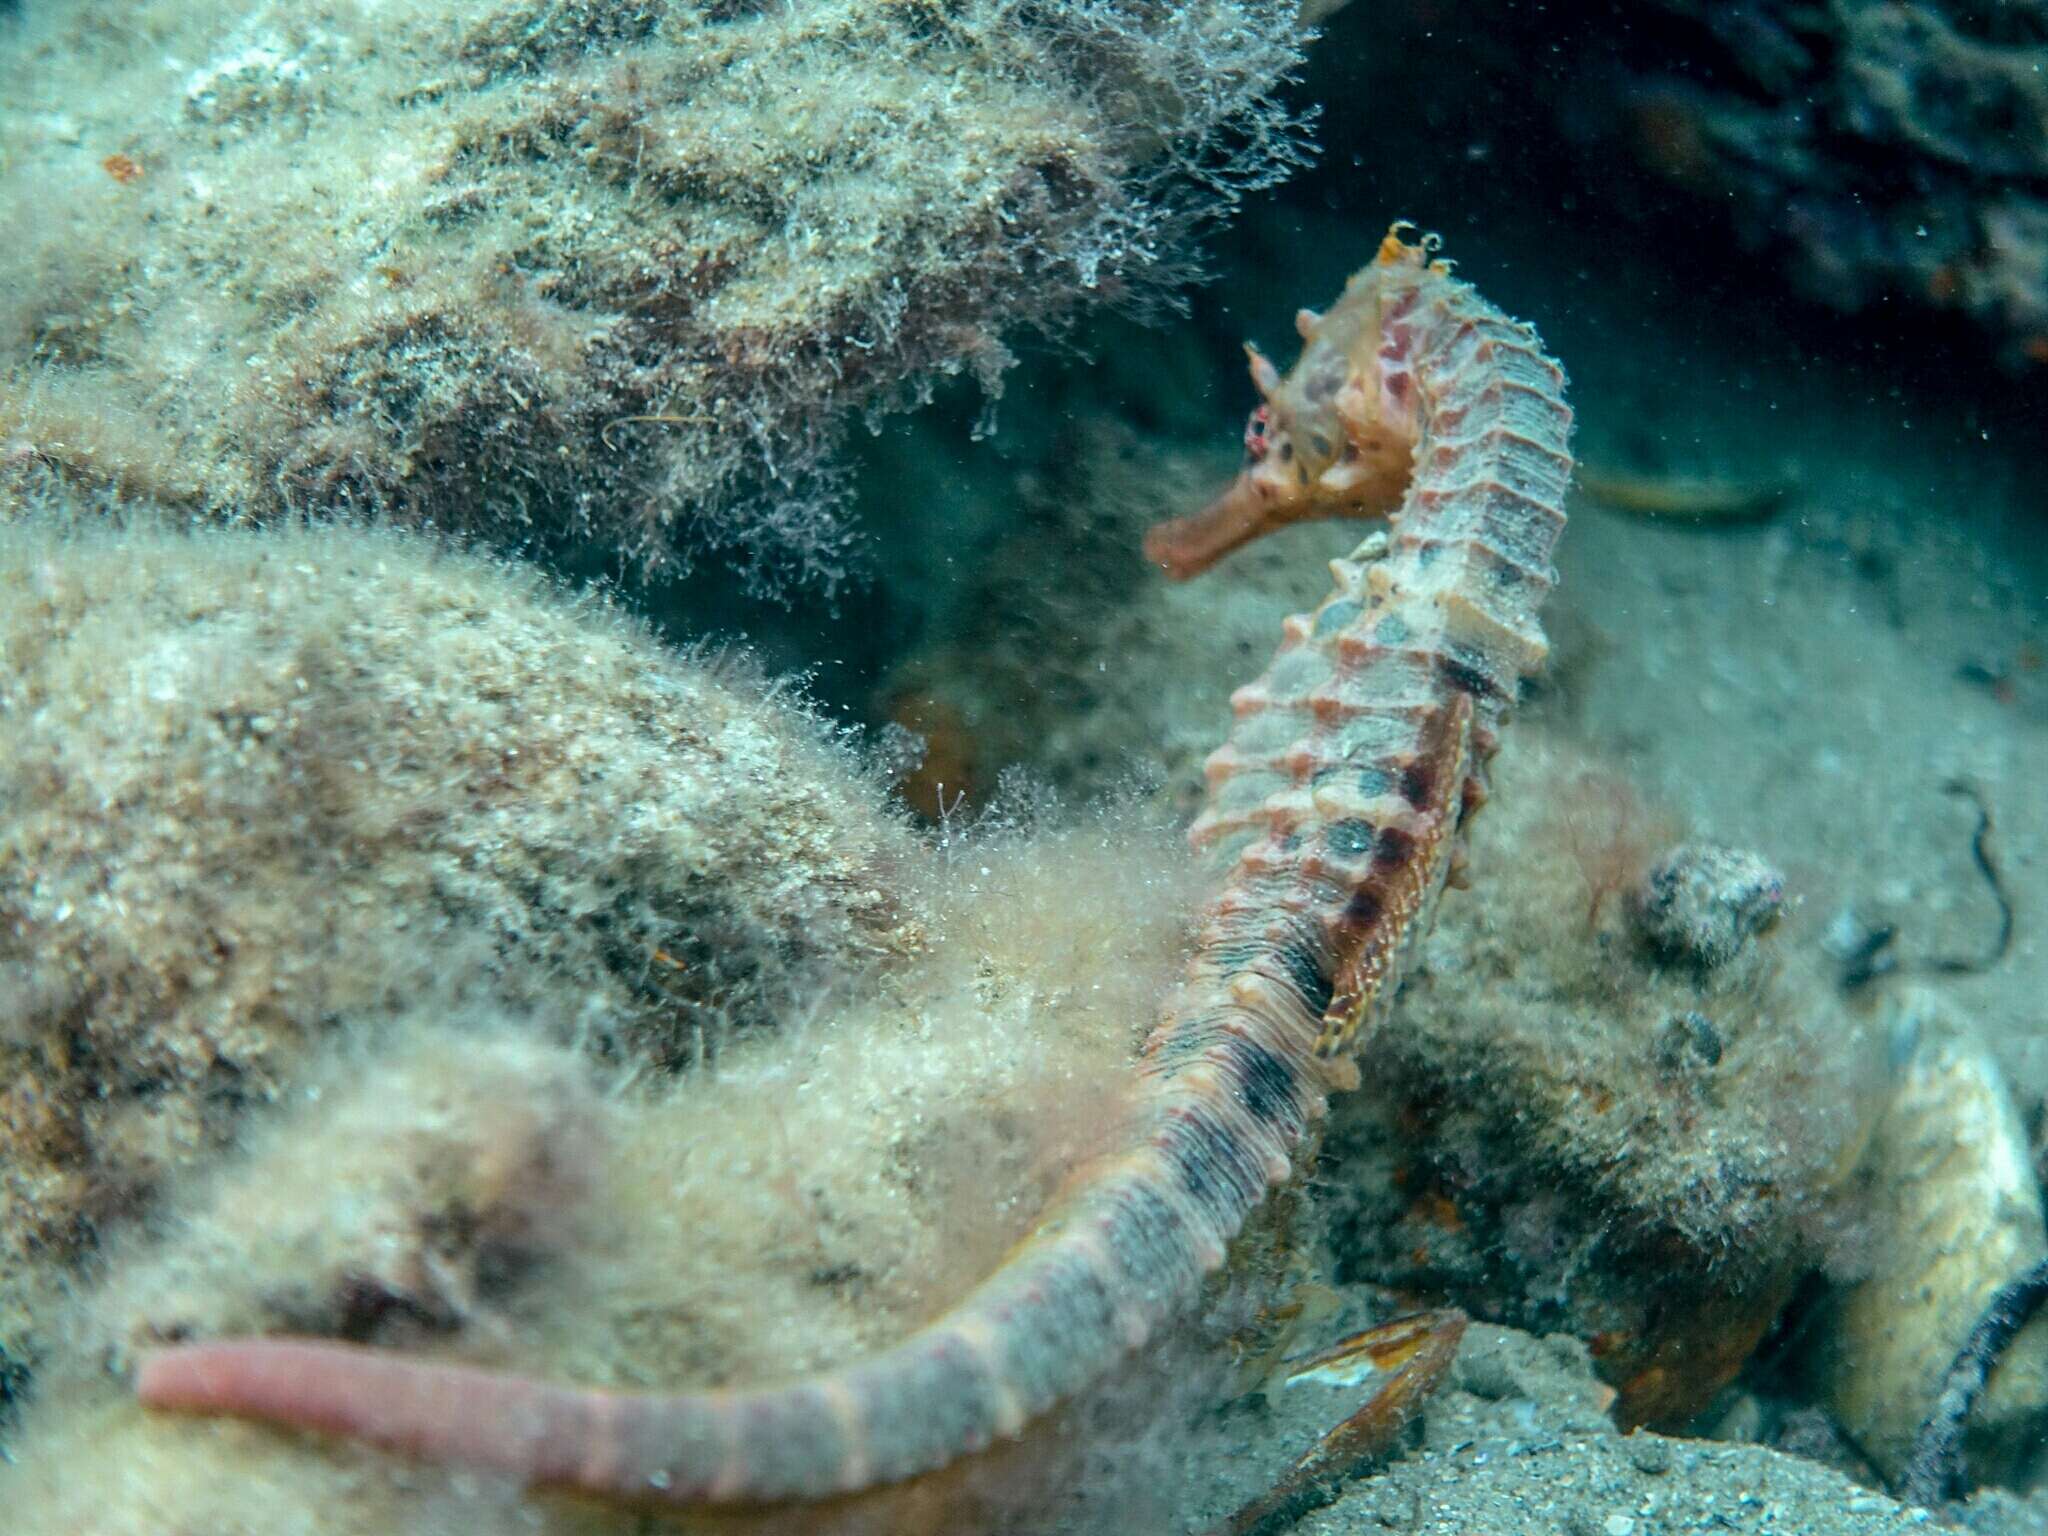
[{"x1": 135, "y1": 232, "x2": 1573, "y2": 1506}]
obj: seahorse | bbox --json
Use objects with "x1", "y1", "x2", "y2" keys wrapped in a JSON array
[{"x1": 136, "y1": 225, "x2": 1573, "y2": 1506}]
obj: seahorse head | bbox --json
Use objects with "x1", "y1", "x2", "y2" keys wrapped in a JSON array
[{"x1": 1142, "y1": 226, "x2": 1434, "y2": 581}]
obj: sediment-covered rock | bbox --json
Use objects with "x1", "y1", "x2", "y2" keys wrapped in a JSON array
[{"x1": 0, "y1": 0, "x2": 1310, "y2": 584}]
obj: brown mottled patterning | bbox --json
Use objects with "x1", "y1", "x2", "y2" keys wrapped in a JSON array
[{"x1": 137, "y1": 226, "x2": 1573, "y2": 1505}]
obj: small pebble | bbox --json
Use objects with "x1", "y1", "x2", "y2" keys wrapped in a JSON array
[
  {"x1": 1360, "y1": 1485, "x2": 1418, "y2": 1528},
  {"x1": 1624, "y1": 1433, "x2": 1673, "y2": 1474},
  {"x1": 1631, "y1": 842, "x2": 1785, "y2": 968}
]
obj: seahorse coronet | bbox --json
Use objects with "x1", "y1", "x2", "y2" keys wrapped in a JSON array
[{"x1": 135, "y1": 222, "x2": 1573, "y2": 1509}]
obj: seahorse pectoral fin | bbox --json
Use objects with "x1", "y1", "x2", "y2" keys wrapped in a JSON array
[
  {"x1": 1315, "y1": 929, "x2": 1392, "y2": 1062},
  {"x1": 1312, "y1": 456, "x2": 1407, "y2": 512}
]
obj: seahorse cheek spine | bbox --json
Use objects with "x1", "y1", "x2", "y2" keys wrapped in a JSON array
[{"x1": 134, "y1": 227, "x2": 1572, "y2": 1509}]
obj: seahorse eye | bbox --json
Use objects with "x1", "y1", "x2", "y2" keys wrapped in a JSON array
[{"x1": 1242, "y1": 405, "x2": 1272, "y2": 461}]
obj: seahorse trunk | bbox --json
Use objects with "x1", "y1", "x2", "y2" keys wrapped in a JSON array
[{"x1": 137, "y1": 226, "x2": 1573, "y2": 1506}]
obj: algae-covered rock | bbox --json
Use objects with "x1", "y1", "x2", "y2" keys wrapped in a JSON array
[
  {"x1": 0, "y1": 509, "x2": 924, "y2": 1409},
  {"x1": 1455, "y1": 2, "x2": 2048, "y2": 369},
  {"x1": 0, "y1": 508, "x2": 1231, "y2": 1534},
  {"x1": 0, "y1": 0, "x2": 1309, "y2": 585},
  {"x1": 1631, "y1": 841, "x2": 1788, "y2": 973},
  {"x1": 1322, "y1": 733, "x2": 1886, "y2": 1428}
]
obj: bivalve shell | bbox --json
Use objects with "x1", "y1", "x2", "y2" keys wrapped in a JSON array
[{"x1": 1808, "y1": 991, "x2": 2048, "y2": 1485}]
